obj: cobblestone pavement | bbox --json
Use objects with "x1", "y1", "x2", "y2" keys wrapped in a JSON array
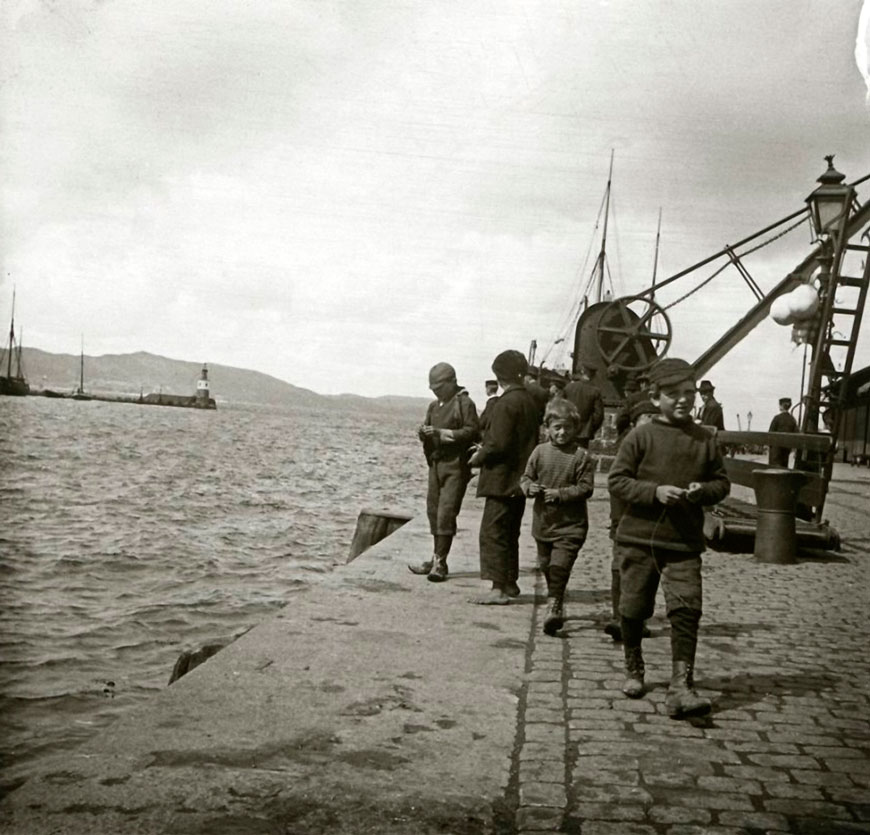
[{"x1": 510, "y1": 475, "x2": 870, "y2": 834}]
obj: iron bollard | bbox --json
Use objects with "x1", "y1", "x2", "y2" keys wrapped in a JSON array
[{"x1": 752, "y1": 468, "x2": 807, "y2": 564}]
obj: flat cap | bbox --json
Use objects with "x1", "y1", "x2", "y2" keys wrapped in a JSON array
[
  {"x1": 491, "y1": 349, "x2": 528, "y2": 380},
  {"x1": 648, "y1": 358, "x2": 695, "y2": 387}
]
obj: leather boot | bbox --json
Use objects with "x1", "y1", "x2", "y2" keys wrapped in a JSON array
[
  {"x1": 427, "y1": 556, "x2": 448, "y2": 582},
  {"x1": 622, "y1": 645, "x2": 645, "y2": 698},
  {"x1": 666, "y1": 660, "x2": 711, "y2": 718},
  {"x1": 543, "y1": 595, "x2": 564, "y2": 636}
]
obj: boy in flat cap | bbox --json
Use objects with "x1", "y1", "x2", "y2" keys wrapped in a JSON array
[
  {"x1": 469, "y1": 350, "x2": 540, "y2": 604},
  {"x1": 608, "y1": 357, "x2": 730, "y2": 718},
  {"x1": 409, "y1": 362, "x2": 480, "y2": 582},
  {"x1": 768, "y1": 397, "x2": 798, "y2": 467}
]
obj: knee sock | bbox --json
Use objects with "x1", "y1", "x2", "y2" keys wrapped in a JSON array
[
  {"x1": 548, "y1": 564, "x2": 570, "y2": 599},
  {"x1": 669, "y1": 607, "x2": 701, "y2": 664},
  {"x1": 621, "y1": 616, "x2": 645, "y2": 649},
  {"x1": 610, "y1": 569, "x2": 621, "y2": 620},
  {"x1": 433, "y1": 535, "x2": 452, "y2": 559}
]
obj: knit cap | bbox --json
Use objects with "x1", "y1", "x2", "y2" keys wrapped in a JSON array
[{"x1": 428, "y1": 362, "x2": 456, "y2": 385}]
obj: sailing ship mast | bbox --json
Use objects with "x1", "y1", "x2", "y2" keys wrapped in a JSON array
[
  {"x1": 651, "y1": 207, "x2": 662, "y2": 297},
  {"x1": 591, "y1": 149, "x2": 614, "y2": 305},
  {"x1": 1, "y1": 288, "x2": 30, "y2": 396},
  {"x1": 5, "y1": 289, "x2": 16, "y2": 381},
  {"x1": 77, "y1": 336, "x2": 85, "y2": 396}
]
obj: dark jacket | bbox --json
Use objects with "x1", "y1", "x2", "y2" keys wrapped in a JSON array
[
  {"x1": 420, "y1": 389, "x2": 479, "y2": 467},
  {"x1": 698, "y1": 398, "x2": 725, "y2": 430},
  {"x1": 562, "y1": 379, "x2": 605, "y2": 442},
  {"x1": 475, "y1": 385, "x2": 540, "y2": 497}
]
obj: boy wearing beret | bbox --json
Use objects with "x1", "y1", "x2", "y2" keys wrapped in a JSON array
[
  {"x1": 409, "y1": 362, "x2": 480, "y2": 582},
  {"x1": 469, "y1": 350, "x2": 540, "y2": 605},
  {"x1": 608, "y1": 358, "x2": 730, "y2": 718}
]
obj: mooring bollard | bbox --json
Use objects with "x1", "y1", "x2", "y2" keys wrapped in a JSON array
[
  {"x1": 752, "y1": 468, "x2": 807, "y2": 565},
  {"x1": 348, "y1": 508, "x2": 414, "y2": 562}
]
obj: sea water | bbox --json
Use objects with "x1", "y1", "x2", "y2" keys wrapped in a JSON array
[{"x1": 0, "y1": 395, "x2": 428, "y2": 790}]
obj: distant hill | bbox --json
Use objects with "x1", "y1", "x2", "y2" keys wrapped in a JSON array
[{"x1": 18, "y1": 348, "x2": 429, "y2": 412}]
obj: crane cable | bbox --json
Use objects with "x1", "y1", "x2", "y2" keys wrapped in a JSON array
[{"x1": 661, "y1": 214, "x2": 810, "y2": 312}]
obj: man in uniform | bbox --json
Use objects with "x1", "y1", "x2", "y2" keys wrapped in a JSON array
[
  {"x1": 479, "y1": 379, "x2": 499, "y2": 433},
  {"x1": 768, "y1": 397, "x2": 798, "y2": 466}
]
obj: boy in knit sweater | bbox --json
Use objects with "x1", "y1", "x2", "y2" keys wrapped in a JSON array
[
  {"x1": 608, "y1": 358, "x2": 730, "y2": 718},
  {"x1": 521, "y1": 399, "x2": 595, "y2": 635}
]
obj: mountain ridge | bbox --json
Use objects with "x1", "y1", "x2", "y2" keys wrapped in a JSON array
[{"x1": 16, "y1": 348, "x2": 429, "y2": 412}]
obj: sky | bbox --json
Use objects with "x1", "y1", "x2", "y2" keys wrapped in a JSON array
[{"x1": 2, "y1": 0, "x2": 870, "y2": 428}]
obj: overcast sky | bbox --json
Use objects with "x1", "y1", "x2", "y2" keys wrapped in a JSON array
[{"x1": 2, "y1": 0, "x2": 870, "y2": 426}]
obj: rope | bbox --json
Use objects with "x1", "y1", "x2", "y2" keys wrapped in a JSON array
[{"x1": 662, "y1": 215, "x2": 809, "y2": 312}]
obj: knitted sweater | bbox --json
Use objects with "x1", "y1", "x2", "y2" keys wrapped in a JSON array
[
  {"x1": 521, "y1": 441, "x2": 595, "y2": 541},
  {"x1": 608, "y1": 418, "x2": 730, "y2": 552}
]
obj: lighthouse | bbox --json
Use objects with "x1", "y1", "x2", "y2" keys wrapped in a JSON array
[{"x1": 195, "y1": 363, "x2": 211, "y2": 408}]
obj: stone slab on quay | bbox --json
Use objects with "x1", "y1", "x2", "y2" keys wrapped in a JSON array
[
  {"x1": 2, "y1": 469, "x2": 870, "y2": 835},
  {"x1": 0, "y1": 494, "x2": 539, "y2": 835}
]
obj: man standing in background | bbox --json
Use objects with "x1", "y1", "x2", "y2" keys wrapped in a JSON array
[
  {"x1": 768, "y1": 397, "x2": 798, "y2": 466},
  {"x1": 697, "y1": 380, "x2": 725, "y2": 430},
  {"x1": 562, "y1": 365, "x2": 604, "y2": 448}
]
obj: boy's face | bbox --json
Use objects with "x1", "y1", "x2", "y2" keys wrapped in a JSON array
[
  {"x1": 652, "y1": 380, "x2": 696, "y2": 424},
  {"x1": 547, "y1": 418, "x2": 575, "y2": 446},
  {"x1": 430, "y1": 380, "x2": 455, "y2": 401}
]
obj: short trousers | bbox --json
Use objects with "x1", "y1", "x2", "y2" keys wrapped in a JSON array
[
  {"x1": 426, "y1": 458, "x2": 471, "y2": 536},
  {"x1": 614, "y1": 542, "x2": 702, "y2": 619}
]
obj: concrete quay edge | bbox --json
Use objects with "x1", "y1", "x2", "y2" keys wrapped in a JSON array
[{"x1": 2, "y1": 469, "x2": 870, "y2": 834}]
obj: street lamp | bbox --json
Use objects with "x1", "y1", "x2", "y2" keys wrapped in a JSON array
[{"x1": 805, "y1": 155, "x2": 855, "y2": 243}]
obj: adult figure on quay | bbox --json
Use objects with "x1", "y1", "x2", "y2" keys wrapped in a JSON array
[
  {"x1": 562, "y1": 364, "x2": 605, "y2": 449},
  {"x1": 768, "y1": 397, "x2": 798, "y2": 467},
  {"x1": 408, "y1": 362, "x2": 480, "y2": 582},
  {"x1": 469, "y1": 350, "x2": 540, "y2": 605},
  {"x1": 696, "y1": 379, "x2": 725, "y2": 430},
  {"x1": 524, "y1": 370, "x2": 550, "y2": 425},
  {"x1": 479, "y1": 379, "x2": 499, "y2": 434},
  {"x1": 615, "y1": 371, "x2": 653, "y2": 441}
]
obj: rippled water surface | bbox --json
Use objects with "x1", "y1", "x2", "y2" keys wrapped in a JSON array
[{"x1": 0, "y1": 396, "x2": 426, "y2": 787}]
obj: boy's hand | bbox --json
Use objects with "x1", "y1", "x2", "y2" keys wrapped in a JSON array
[
  {"x1": 685, "y1": 482, "x2": 703, "y2": 502},
  {"x1": 468, "y1": 448, "x2": 483, "y2": 468},
  {"x1": 655, "y1": 484, "x2": 687, "y2": 506},
  {"x1": 543, "y1": 488, "x2": 561, "y2": 503}
]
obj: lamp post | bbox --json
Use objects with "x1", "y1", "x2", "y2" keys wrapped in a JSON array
[
  {"x1": 799, "y1": 156, "x2": 854, "y2": 440},
  {"x1": 805, "y1": 155, "x2": 855, "y2": 246}
]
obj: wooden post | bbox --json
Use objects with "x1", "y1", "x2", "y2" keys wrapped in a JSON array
[{"x1": 348, "y1": 509, "x2": 414, "y2": 562}]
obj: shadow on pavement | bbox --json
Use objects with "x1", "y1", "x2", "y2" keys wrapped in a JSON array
[{"x1": 701, "y1": 670, "x2": 841, "y2": 713}]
